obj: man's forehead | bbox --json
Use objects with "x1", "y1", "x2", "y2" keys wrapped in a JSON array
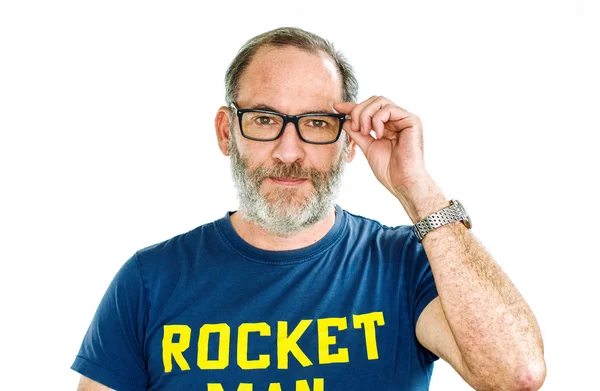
[{"x1": 236, "y1": 45, "x2": 343, "y2": 111}]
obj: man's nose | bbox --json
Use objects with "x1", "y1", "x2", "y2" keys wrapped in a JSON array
[{"x1": 271, "y1": 122, "x2": 305, "y2": 164}]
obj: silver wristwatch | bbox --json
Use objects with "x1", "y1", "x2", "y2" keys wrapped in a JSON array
[{"x1": 412, "y1": 199, "x2": 472, "y2": 242}]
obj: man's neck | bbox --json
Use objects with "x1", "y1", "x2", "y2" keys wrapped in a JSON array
[{"x1": 229, "y1": 209, "x2": 337, "y2": 251}]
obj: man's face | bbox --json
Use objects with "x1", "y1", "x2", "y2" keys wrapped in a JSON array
[{"x1": 226, "y1": 45, "x2": 355, "y2": 237}]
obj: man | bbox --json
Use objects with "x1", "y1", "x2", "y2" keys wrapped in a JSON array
[{"x1": 73, "y1": 27, "x2": 546, "y2": 391}]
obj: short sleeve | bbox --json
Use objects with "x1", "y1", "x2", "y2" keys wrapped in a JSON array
[
  {"x1": 71, "y1": 254, "x2": 149, "y2": 391},
  {"x1": 406, "y1": 232, "x2": 440, "y2": 363}
]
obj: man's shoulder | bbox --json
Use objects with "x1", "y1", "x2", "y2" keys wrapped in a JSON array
[
  {"x1": 339, "y1": 208, "x2": 425, "y2": 270},
  {"x1": 133, "y1": 215, "x2": 225, "y2": 269},
  {"x1": 342, "y1": 208, "x2": 414, "y2": 240}
]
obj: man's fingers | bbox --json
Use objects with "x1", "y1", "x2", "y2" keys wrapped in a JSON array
[
  {"x1": 357, "y1": 96, "x2": 399, "y2": 137},
  {"x1": 341, "y1": 118, "x2": 354, "y2": 133},
  {"x1": 337, "y1": 97, "x2": 418, "y2": 140},
  {"x1": 371, "y1": 104, "x2": 394, "y2": 139},
  {"x1": 350, "y1": 95, "x2": 379, "y2": 133},
  {"x1": 332, "y1": 101, "x2": 357, "y2": 114},
  {"x1": 344, "y1": 126, "x2": 374, "y2": 154},
  {"x1": 360, "y1": 98, "x2": 397, "y2": 138}
]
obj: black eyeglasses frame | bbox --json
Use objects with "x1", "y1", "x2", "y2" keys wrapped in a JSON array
[{"x1": 230, "y1": 103, "x2": 347, "y2": 145}]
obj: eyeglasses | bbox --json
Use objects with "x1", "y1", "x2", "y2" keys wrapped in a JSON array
[{"x1": 230, "y1": 103, "x2": 347, "y2": 145}]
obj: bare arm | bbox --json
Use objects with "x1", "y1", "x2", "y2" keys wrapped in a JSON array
[
  {"x1": 333, "y1": 97, "x2": 545, "y2": 390},
  {"x1": 408, "y1": 176, "x2": 546, "y2": 391},
  {"x1": 77, "y1": 376, "x2": 114, "y2": 391}
]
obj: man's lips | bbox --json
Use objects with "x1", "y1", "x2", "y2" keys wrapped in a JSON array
[{"x1": 268, "y1": 177, "x2": 309, "y2": 186}]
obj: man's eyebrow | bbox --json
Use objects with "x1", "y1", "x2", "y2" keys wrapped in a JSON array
[{"x1": 248, "y1": 104, "x2": 335, "y2": 115}]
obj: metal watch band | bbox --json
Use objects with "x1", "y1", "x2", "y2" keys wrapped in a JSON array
[{"x1": 412, "y1": 199, "x2": 471, "y2": 242}]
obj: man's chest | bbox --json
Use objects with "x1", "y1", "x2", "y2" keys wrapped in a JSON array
[{"x1": 141, "y1": 259, "x2": 424, "y2": 390}]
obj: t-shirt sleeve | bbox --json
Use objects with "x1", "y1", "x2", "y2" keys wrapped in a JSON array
[
  {"x1": 406, "y1": 231, "x2": 440, "y2": 363},
  {"x1": 71, "y1": 254, "x2": 149, "y2": 391}
]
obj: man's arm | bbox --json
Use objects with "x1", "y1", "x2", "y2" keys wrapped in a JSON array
[
  {"x1": 333, "y1": 97, "x2": 546, "y2": 390},
  {"x1": 77, "y1": 376, "x2": 114, "y2": 391},
  {"x1": 409, "y1": 176, "x2": 546, "y2": 391},
  {"x1": 71, "y1": 255, "x2": 149, "y2": 390}
]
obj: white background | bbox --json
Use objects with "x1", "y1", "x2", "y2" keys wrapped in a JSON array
[{"x1": 1, "y1": 1, "x2": 599, "y2": 390}]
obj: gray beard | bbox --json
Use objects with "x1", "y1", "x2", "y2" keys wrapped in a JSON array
[{"x1": 228, "y1": 133, "x2": 348, "y2": 237}]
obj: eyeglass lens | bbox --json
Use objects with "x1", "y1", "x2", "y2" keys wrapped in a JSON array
[{"x1": 241, "y1": 112, "x2": 340, "y2": 143}]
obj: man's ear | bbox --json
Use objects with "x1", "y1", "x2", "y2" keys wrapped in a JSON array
[
  {"x1": 215, "y1": 106, "x2": 232, "y2": 156},
  {"x1": 346, "y1": 136, "x2": 357, "y2": 163}
]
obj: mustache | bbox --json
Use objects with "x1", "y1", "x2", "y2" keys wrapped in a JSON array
[{"x1": 251, "y1": 163, "x2": 325, "y2": 182}]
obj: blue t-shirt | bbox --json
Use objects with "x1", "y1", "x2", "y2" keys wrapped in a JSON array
[{"x1": 72, "y1": 206, "x2": 439, "y2": 391}]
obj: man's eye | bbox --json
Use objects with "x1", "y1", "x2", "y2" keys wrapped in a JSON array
[
  {"x1": 309, "y1": 120, "x2": 326, "y2": 128},
  {"x1": 256, "y1": 116, "x2": 273, "y2": 125}
]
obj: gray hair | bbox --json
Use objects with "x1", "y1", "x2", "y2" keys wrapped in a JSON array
[{"x1": 224, "y1": 27, "x2": 358, "y2": 105}]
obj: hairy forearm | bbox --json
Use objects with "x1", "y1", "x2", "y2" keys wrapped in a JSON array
[{"x1": 400, "y1": 175, "x2": 546, "y2": 390}]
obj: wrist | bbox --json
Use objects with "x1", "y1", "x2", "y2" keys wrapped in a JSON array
[{"x1": 395, "y1": 175, "x2": 448, "y2": 223}]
